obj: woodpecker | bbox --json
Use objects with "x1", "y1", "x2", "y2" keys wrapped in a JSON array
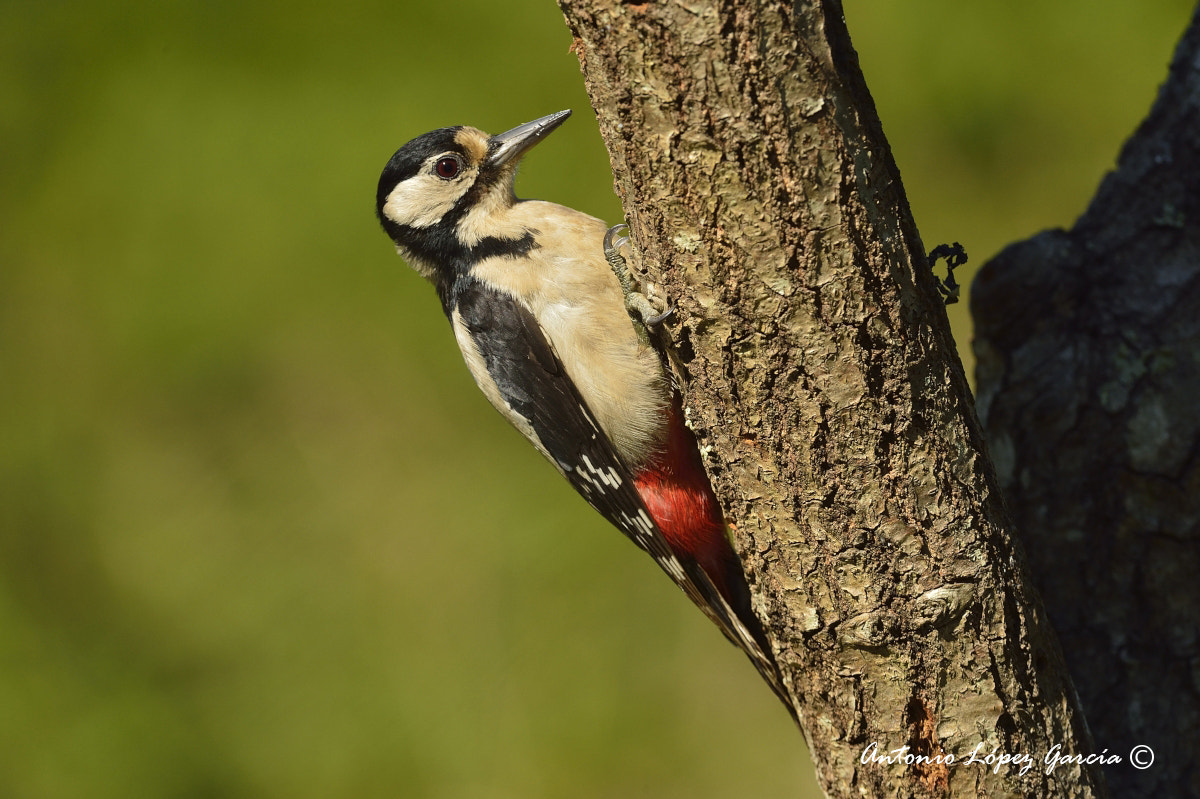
[{"x1": 376, "y1": 110, "x2": 790, "y2": 710}]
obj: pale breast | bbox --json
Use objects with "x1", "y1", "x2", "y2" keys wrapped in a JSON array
[{"x1": 467, "y1": 201, "x2": 671, "y2": 468}]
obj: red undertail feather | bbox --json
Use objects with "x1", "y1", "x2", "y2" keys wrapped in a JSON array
[
  {"x1": 633, "y1": 397, "x2": 793, "y2": 717},
  {"x1": 633, "y1": 399, "x2": 740, "y2": 605}
]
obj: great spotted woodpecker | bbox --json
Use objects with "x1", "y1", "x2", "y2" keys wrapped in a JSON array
[{"x1": 375, "y1": 110, "x2": 790, "y2": 710}]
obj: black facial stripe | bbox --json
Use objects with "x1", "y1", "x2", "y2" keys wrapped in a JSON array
[
  {"x1": 471, "y1": 230, "x2": 539, "y2": 262},
  {"x1": 387, "y1": 223, "x2": 539, "y2": 314}
]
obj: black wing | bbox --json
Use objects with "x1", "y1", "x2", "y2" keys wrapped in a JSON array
[
  {"x1": 453, "y1": 279, "x2": 677, "y2": 559},
  {"x1": 452, "y1": 279, "x2": 790, "y2": 707}
]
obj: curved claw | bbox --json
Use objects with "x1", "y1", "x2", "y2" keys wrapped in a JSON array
[
  {"x1": 603, "y1": 223, "x2": 630, "y2": 254},
  {"x1": 603, "y1": 222, "x2": 672, "y2": 330},
  {"x1": 644, "y1": 306, "x2": 675, "y2": 327}
]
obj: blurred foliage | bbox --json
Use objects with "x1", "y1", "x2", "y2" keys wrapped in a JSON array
[{"x1": 0, "y1": 0, "x2": 1192, "y2": 796}]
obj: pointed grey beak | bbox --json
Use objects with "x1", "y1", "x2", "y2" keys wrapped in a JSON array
[{"x1": 487, "y1": 110, "x2": 572, "y2": 168}]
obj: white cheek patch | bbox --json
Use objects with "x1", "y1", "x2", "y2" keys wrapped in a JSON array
[{"x1": 382, "y1": 166, "x2": 477, "y2": 229}]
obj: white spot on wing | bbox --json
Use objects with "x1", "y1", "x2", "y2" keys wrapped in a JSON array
[
  {"x1": 575, "y1": 465, "x2": 597, "y2": 494},
  {"x1": 579, "y1": 455, "x2": 613, "y2": 494},
  {"x1": 617, "y1": 511, "x2": 654, "y2": 550},
  {"x1": 658, "y1": 554, "x2": 686, "y2": 582}
]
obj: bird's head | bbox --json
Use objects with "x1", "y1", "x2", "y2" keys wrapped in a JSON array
[{"x1": 376, "y1": 110, "x2": 571, "y2": 282}]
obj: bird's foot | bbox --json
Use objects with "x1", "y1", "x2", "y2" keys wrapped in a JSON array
[{"x1": 604, "y1": 224, "x2": 674, "y2": 327}]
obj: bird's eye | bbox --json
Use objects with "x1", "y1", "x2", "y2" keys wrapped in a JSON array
[{"x1": 434, "y1": 157, "x2": 461, "y2": 179}]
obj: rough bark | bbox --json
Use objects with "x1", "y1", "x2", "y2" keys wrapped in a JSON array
[
  {"x1": 972, "y1": 8, "x2": 1200, "y2": 798},
  {"x1": 558, "y1": 0, "x2": 1102, "y2": 796}
]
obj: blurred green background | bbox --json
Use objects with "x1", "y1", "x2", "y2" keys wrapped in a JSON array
[{"x1": 0, "y1": 1, "x2": 1192, "y2": 796}]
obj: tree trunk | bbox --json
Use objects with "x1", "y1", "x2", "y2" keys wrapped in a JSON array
[
  {"x1": 972, "y1": 7, "x2": 1200, "y2": 798},
  {"x1": 558, "y1": 0, "x2": 1103, "y2": 796}
]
